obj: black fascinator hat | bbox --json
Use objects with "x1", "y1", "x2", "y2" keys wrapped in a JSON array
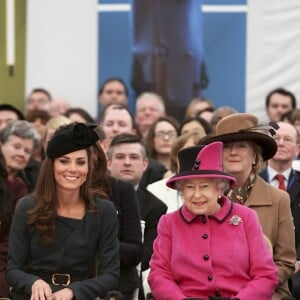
[{"x1": 46, "y1": 122, "x2": 99, "y2": 158}]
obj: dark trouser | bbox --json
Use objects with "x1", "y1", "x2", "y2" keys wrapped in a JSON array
[
  {"x1": 122, "y1": 290, "x2": 134, "y2": 300},
  {"x1": 291, "y1": 272, "x2": 300, "y2": 300}
]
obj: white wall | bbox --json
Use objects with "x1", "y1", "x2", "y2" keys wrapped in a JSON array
[
  {"x1": 26, "y1": 0, "x2": 98, "y2": 119},
  {"x1": 246, "y1": 0, "x2": 300, "y2": 122}
]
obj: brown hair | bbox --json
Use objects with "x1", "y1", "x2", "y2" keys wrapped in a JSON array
[
  {"x1": 145, "y1": 116, "x2": 179, "y2": 160},
  {"x1": 27, "y1": 147, "x2": 106, "y2": 245}
]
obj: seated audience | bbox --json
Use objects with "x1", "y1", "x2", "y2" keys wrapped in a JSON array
[
  {"x1": 26, "y1": 109, "x2": 51, "y2": 162},
  {"x1": 135, "y1": 92, "x2": 166, "y2": 139},
  {"x1": 145, "y1": 116, "x2": 179, "y2": 171},
  {"x1": 99, "y1": 104, "x2": 167, "y2": 188},
  {"x1": 178, "y1": 116, "x2": 212, "y2": 136},
  {"x1": 0, "y1": 120, "x2": 40, "y2": 193},
  {"x1": 98, "y1": 77, "x2": 128, "y2": 112},
  {"x1": 65, "y1": 107, "x2": 95, "y2": 124},
  {"x1": 148, "y1": 142, "x2": 278, "y2": 299},
  {"x1": 184, "y1": 97, "x2": 215, "y2": 120},
  {"x1": 25, "y1": 87, "x2": 52, "y2": 114},
  {"x1": 48, "y1": 98, "x2": 71, "y2": 117},
  {"x1": 210, "y1": 106, "x2": 238, "y2": 133},
  {"x1": 0, "y1": 104, "x2": 24, "y2": 131},
  {"x1": 0, "y1": 152, "x2": 28, "y2": 298},
  {"x1": 265, "y1": 87, "x2": 297, "y2": 122}
]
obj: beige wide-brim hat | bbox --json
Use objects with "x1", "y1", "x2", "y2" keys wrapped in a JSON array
[{"x1": 201, "y1": 113, "x2": 277, "y2": 161}]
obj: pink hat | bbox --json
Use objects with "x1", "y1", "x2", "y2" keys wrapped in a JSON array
[{"x1": 166, "y1": 141, "x2": 236, "y2": 189}]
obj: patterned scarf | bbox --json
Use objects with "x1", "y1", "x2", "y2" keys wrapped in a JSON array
[{"x1": 226, "y1": 172, "x2": 256, "y2": 205}]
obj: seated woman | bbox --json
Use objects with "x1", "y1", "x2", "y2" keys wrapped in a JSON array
[
  {"x1": 145, "y1": 116, "x2": 179, "y2": 171},
  {"x1": 148, "y1": 142, "x2": 278, "y2": 300},
  {"x1": 6, "y1": 123, "x2": 120, "y2": 300}
]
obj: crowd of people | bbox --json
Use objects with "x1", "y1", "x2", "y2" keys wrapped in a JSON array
[{"x1": 0, "y1": 80, "x2": 299, "y2": 300}]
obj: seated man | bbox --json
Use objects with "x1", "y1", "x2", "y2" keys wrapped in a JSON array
[{"x1": 107, "y1": 133, "x2": 167, "y2": 299}]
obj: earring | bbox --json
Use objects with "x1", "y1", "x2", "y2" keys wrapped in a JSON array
[{"x1": 218, "y1": 195, "x2": 222, "y2": 199}]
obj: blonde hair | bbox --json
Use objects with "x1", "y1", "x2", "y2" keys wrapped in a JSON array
[{"x1": 42, "y1": 115, "x2": 72, "y2": 152}]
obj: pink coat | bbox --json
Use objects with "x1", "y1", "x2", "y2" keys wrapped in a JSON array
[{"x1": 148, "y1": 197, "x2": 278, "y2": 300}]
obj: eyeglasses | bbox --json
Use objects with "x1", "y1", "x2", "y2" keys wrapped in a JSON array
[{"x1": 154, "y1": 131, "x2": 177, "y2": 139}]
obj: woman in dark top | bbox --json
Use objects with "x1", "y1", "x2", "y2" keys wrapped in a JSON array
[
  {"x1": 6, "y1": 123, "x2": 120, "y2": 300},
  {"x1": 91, "y1": 141, "x2": 143, "y2": 300},
  {"x1": 0, "y1": 151, "x2": 28, "y2": 298}
]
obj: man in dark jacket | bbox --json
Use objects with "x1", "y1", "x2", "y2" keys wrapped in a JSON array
[
  {"x1": 260, "y1": 121, "x2": 300, "y2": 299},
  {"x1": 107, "y1": 133, "x2": 167, "y2": 299}
]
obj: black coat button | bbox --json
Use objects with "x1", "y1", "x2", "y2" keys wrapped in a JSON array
[
  {"x1": 202, "y1": 217, "x2": 207, "y2": 224},
  {"x1": 208, "y1": 274, "x2": 213, "y2": 281},
  {"x1": 215, "y1": 291, "x2": 221, "y2": 297},
  {"x1": 202, "y1": 233, "x2": 208, "y2": 239},
  {"x1": 203, "y1": 255, "x2": 209, "y2": 261}
]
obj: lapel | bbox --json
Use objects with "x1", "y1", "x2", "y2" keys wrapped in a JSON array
[
  {"x1": 246, "y1": 176, "x2": 272, "y2": 207},
  {"x1": 287, "y1": 169, "x2": 300, "y2": 204}
]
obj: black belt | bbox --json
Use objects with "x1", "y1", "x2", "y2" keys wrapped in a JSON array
[{"x1": 31, "y1": 271, "x2": 88, "y2": 287}]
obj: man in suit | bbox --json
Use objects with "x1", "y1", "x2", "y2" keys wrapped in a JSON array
[
  {"x1": 107, "y1": 133, "x2": 167, "y2": 299},
  {"x1": 260, "y1": 121, "x2": 300, "y2": 299}
]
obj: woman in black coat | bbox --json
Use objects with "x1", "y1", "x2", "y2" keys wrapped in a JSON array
[{"x1": 6, "y1": 123, "x2": 120, "y2": 300}]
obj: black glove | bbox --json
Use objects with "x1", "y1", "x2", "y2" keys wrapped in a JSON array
[{"x1": 105, "y1": 290, "x2": 124, "y2": 300}]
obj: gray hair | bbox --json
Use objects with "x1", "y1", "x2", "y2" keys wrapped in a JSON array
[{"x1": 0, "y1": 120, "x2": 40, "y2": 149}]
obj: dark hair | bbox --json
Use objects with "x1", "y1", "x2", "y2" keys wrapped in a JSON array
[
  {"x1": 280, "y1": 110, "x2": 293, "y2": 122},
  {"x1": 145, "y1": 116, "x2": 179, "y2": 160},
  {"x1": 25, "y1": 109, "x2": 51, "y2": 124},
  {"x1": 65, "y1": 107, "x2": 95, "y2": 123},
  {"x1": 90, "y1": 142, "x2": 111, "y2": 198},
  {"x1": 179, "y1": 116, "x2": 213, "y2": 135},
  {"x1": 107, "y1": 133, "x2": 147, "y2": 159},
  {"x1": 98, "y1": 77, "x2": 128, "y2": 97},
  {"x1": 28, "y1": 88, "x2": 52, "y2": 101},
  {"x1": 291, "y1": 109, "x2": 300, "y2": 124},
  {"x1": 265, "y1": 87, "x2": 296, "y2": 109},
  {"x1": 0, "y1": 103, "x2": 25, "y2": 120}
]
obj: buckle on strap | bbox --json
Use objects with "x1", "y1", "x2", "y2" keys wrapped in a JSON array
[{"x1": 51, "y1": 273, "x2": 71, "y2": 286}]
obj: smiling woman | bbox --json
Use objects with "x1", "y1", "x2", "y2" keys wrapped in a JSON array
[
  {"x1": 6, "y1": 123, "x2": 121, "y2": 300},
  {"x1": 148, "y1": 141, "x2": 278, "y2": 300}
]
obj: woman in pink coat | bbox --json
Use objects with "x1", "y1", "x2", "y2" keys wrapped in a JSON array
[{"x1": 148, "y1": 142, "x2": 278, "y2": 300}]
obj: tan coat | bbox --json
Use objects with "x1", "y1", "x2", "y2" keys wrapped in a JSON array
[{"x1": 245, "y1": 176, "x2": 296, "y2": 300}]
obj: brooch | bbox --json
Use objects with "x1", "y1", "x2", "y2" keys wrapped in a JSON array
[{"x1": 229, "y1": 215, "x2": 243, "y2": 226}]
